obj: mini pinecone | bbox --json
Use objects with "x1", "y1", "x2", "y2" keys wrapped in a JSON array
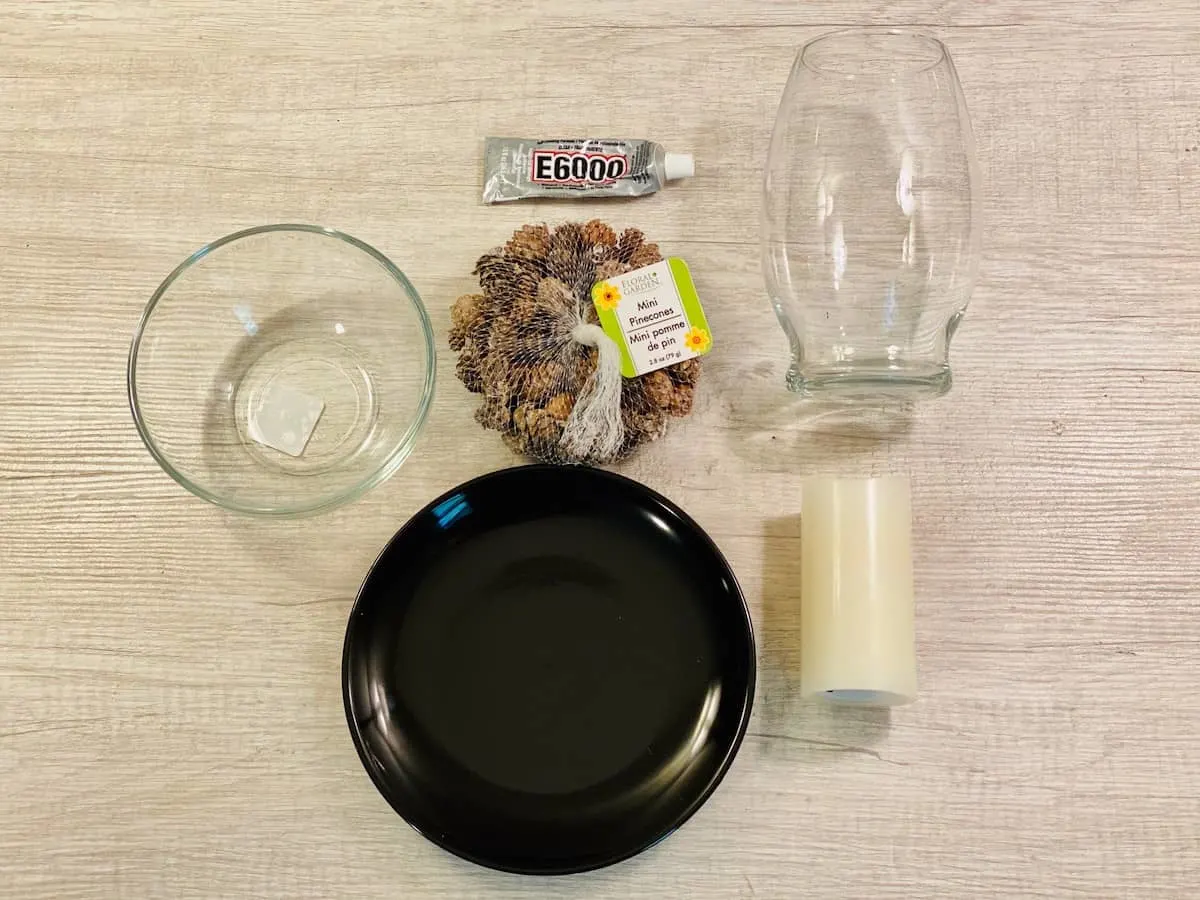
[{"x1": 449, "y1": 220, "x2": 700, "y2": 464}]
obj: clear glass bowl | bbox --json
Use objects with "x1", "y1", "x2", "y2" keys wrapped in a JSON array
[{"x1": 128, "y1": 224, "x2": 436, "y2": 516}]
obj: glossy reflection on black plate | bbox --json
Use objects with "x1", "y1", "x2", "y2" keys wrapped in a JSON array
[{"x1": 342, "y1": 465, "x2": 756, "y2": 875}]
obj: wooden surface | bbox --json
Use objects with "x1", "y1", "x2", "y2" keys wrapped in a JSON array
[{"x1": 2, "y1": 2, "x2": 1199, "y2": 897}]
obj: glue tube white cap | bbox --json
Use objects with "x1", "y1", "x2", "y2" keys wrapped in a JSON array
[
  {"x1": 799, "y1": 476, "x2": 917, "y2": 707},
  {"x1": 663, "y1": 152, "x2": 695, "y2": 180}
]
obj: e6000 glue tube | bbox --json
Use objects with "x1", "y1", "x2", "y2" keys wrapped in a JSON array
[{"x1": 482, "y1": 137, "x2": 694, "y2": 203}]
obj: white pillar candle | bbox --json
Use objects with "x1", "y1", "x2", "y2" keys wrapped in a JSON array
[{"x1": 800, "y1": 476, "x2": 918, "y2": 706}]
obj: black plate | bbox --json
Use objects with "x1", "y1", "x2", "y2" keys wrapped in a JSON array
[{"x1": 342, "y1": 465, "x2": 756, "y2": 875}]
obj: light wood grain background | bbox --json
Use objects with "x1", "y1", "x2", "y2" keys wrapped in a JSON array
[{"x1": 3, "y1": 1, "x2": 1199, "y2": 897}]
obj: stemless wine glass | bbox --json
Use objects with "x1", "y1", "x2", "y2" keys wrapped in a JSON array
[{"x1": 762, "y1": 28, "x2": 981, "y2": 399}]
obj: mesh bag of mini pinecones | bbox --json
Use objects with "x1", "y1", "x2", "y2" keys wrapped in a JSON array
[{"x1": 449, "y1": 220, "x2": 700, "y2": 465}]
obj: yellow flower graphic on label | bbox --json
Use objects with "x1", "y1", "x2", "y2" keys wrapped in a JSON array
[
  {"x1": 683, "y1": 326, "x2": 711, "y2": 354},
  {"x1": 592, "y1": 281, "x2": 622, "y2": 311}
]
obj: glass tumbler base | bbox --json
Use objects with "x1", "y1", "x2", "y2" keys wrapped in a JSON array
[{"x1": 786, "y1": 362, "x2": 952, "y2": 401}]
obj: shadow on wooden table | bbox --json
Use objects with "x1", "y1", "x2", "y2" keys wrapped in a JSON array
[
  {"x1": 220, "y1": 503, "x2": 399, "y2": 603},
  {"x1": 715, "y1": 359, "x2": 915, "y2": 474},
  {"x1": 752, "y1": 512, "x2": 891, "y2": 757}
]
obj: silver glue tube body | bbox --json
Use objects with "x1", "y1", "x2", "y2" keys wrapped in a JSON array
[{"x1": 482, "y1": 137, "x2": 694, "y2": 203}]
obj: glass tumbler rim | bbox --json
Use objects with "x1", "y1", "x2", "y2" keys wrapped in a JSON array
[
  {"x1": 127, "y1": 223, "x2": 437, "y2": 517},
  {"x1": 799, "y1": 27, "x2": 947, "y2": 79}
]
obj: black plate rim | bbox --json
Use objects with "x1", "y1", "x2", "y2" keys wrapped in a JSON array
[{"x1": 341, "y1": 464, "x2": 757, "y2": 875}]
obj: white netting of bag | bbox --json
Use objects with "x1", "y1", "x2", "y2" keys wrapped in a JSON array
[{"x1": 449, "y1": 221, "x2": 701, "y2": 465}]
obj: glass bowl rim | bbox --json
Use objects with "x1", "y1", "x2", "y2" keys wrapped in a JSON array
[
  {"x1": 127, "y1": 223, "x2": 437, "y2": 517},
  {"x1": 799, "y1": 27, "x2": 948, "y2": 78}
]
